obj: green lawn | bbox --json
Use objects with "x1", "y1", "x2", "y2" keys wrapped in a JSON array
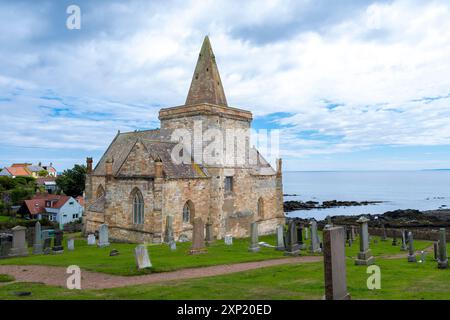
[
  {"x1": 0, "y1": 232, "x2": 432, "y2": 276},
  {"x1": 0, "y1": 250, "x2": 448, "y2": 300}
]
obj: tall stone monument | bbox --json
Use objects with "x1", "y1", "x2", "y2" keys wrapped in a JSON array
[
  {"x1": 309, "y1": 220, "x2": 321, "y2": 253},
  {"x1": 400, "y1": 229, "x2": 408, "y2": 251},
  {"x1": 164, "y1": 215, "x2": 174, "y2": 243},
  {"x1": 323, "y1": 226, "x2": 351, "y2": 300},
  {"x1": 276, "y1": 224, "x2": 285, "y2": 251},
  {"x1": 9, "y1": 226, "x2": 28, "y2": 257},
  {"x1": 248, "y1": 222, "x2": 260, "y2": 253},
  {"x1": 437, "y1": 228, "x2": 448, "y2": 269},
  {"x1": 284, "y1": 220, "x2": 300, "y2": 256},
  {"x1": 32, "y1": 221, "x2": 43, "y2": 255},
  {"x1": 355, "y1": 217, "x2": 374, "y2": 265},
  {"x1": 205, "y1": 220, "x2": 214, "y2": 244},
  {"x1": 407, "y1": 232, "x2": 416, "y2": 262},
  {"x1": 189, "y1": 217, "x2": 207, "y2": 254}
]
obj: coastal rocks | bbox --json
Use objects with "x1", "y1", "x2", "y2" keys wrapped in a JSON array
[{"x1": 284, "y1": 200, "x2": 382, "y2": 212}]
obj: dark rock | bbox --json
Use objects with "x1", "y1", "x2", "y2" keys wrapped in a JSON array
[{"x1": 109, "y1": 249, "x2": 119, "y2": 256}]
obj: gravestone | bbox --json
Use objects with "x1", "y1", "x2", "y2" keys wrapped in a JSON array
[
  {"x1": 67, "y1": 238, "x2": 75, "y2": 251},
  {"x1": 169, "y1": 240, "x2": 177, "y2": 251},
  {"x1": 309, "y1": 220, "x2": 321, "y2": 253},
  {"x1": 248, "y1": 222, "x2": 260, "y2": 253},
  {"x1": 381, "y1": 225, "x2": 387, "y2": 241},
  {"x1": 164, "y1": 215, "x2": 174, "y2": 243},
  {"x1": 392, "y1": 230, "x2": 398, "y2": 246},
  {"x1": 32, "y1": 221, "x2": 43, "y2": 255},
  {"x1": 323, "y1": 226, "x2": 351, "y2": 300},
  {"x1": 433, "y1": 241, "x2": 439, "y2": 261},
  {"x1": 351, "y1": 226, "x2": 356, "y2": 241},
  {"x1": 437, "y1": 228, "x2": 448, "y2": 269},
  {"x1": 400, "y1": 229, "x2": 408, "y2": 251},
  {"x1": 0, "y1": 234, "x2": 12, "y2": 258},
  {"x1": 275, "y1": 224, "x2": 285, "y2": 251},
  {"x1": 347, "y1": 238, "x2": 352, "y2": 247},
  {"x1": 304, "y1": 226, "x2": 309, "y2": 240},
  {"x1": 43, "y1": 237, "x2": 52, "y2": 254},
  {"x1": 189, "y1": 217, "x2": 207, "y2": 254},
  {"x1": 407, "y1": 232, "x2": 416, "y2": 262},
  {"x1": 52, "y1": 230, "x2": 64, "y2": 254},
  {"x1": 9, "y1": 226, "x2": 28, "y2": 257},
  {"x1": 205, "y1": 221, "x2": 214, "y2": 244},
  {"x1": 296, "y1": 223, "x2": 306, "y2": 250},
  {"x1": 285, "y1": 220, "x2": 300, "y2": 256},
  {"x1": 98, "y1": 224, "x2": 110, "y2": 247},
  {"x1": 134, "y1": 244, "x2": 152, "y2": 269},
  {"x1": 355, "y1": 217, "x2": 374, "y2": 265},
  {"x1": 224, "y1": 234, "x2": 233, "y2": 245},
  {"x1": 87, "y1": 234, "x2": 96, "y2": 245}
]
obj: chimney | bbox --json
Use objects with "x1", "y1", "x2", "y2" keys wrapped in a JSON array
[
  {"x1": 276, "y1": 158, "x2": 282, "y2": 176},
  {"x1": 86, "y1": 157, "x2": 93, "y2": 174}
]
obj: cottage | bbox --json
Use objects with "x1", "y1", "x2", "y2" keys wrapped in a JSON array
[{"x1": 84, "y1": 36, "x2": 285, "y2": 243}]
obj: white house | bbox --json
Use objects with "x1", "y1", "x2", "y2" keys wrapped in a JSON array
[{"x1": 21, "y1": 194, "x2": 84, "y2": 228}]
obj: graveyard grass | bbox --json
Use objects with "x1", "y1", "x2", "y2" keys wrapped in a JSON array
[{"x1": 0, "y1": 240, "x2": 448, "y2": 300}]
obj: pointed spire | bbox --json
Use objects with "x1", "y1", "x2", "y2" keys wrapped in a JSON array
[{"x1": 185, "y1": 36, "x2": 228, "y2": 107}]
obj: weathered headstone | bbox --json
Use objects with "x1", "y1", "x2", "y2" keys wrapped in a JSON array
[
  {"x1": 32, "y1": 221, "x2": 43, "y2": 255},
  {"x1": 9, "y1": 226, "x2": 28, "y2": 257},
  {"x1": 275, "y1": 224, "x2": 285, "y2": 251},
  {"x1": 0, "y1": 234, "x2": 12, "y2": 258},
  {"x1": 189, "y1": 217, "x2": 207, "y2": 254},
  {"x1": 434, "y1": 241, "x2": 439, "y2": 261},
  {"x1": 437, "y1": 228, "x2": 448, "y2": 269},
  {"x1": 355, "y1": 217, "x2": 374, "y2": 265},
  {"x1": 296, "y1": 223, "x2": 306, "y2": 250},
  {"x1": 134, "y1": 244, "x2": 152, "y2": 269},
  {"x1": 205, "y1": 221, "x2": 214, "y2": 244},
  {"x1": 392, "y1": 230, "x2": 398, "y2": 246},
  {"x1": 309, "y1": 220, "x2": 321, "y2": 253},
  {"x1": 224, "y1": 234, "x2": 233, "y2": 245},
  {"x1": 164, "y1": 215, "x2": 174, "y2": 243},
  {"x1": 400, "y1": 229, "x2": 408, "y2": 251},
  {"x1": 304, "y1": 226, "x2": 309, "y2": 240},
  {"x1": 52, "y1": 230, "x2": 64, "y2": 254},
  {"x1": 248, "y1": 222, "x2": 260, "y2": 253},
  {"x1": 323, "y1": 226, "x2": 351, "y2": 300},
  {"x1": 87, "y1": 234, "x2": 96, "y2": 245},
  {"x1": 285, "y1": 220, "x2": 300, "y2": 256},
  {"x1": 407, "y1": 232, "x2": 416, "y2": 262},
  {"x1": 43, "y1": 237, "x2": 52, "y2": 254},
  {"x1": 381, "y1": 225, "x2": 387, "y2": 241},
  {"x1": 169, "y1": 240, "x2": 177, "y2": 251},
  {"x1": 98, "y1": 224, "x2": 110, "y2": 247},
  {"x1": 351, "y1": 226, "x2": 356, "y2": 241},
  {"x1": 67, "y1": 238, "x2": 75, "y2": 251}
]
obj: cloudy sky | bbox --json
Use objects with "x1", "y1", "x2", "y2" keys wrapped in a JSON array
[{"x1": 0, "y1": 0, "x2": 450, "y2": 171}]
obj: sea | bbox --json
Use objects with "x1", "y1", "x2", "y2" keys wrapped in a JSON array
[{"x1": 283, "y1": 170, "x2": 450, "y2": 220}]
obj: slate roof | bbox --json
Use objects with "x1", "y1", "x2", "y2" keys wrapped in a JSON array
[
  {"x1": 92, "y1": 129, "x2": 208, "y2": 179},
  {"x1": 27, "y1": 165, "x2": 44, "y2": 172}
]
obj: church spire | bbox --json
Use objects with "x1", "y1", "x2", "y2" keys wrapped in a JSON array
[{"x1": 185, "y1": 36, "x2": 228, "y2": 107}]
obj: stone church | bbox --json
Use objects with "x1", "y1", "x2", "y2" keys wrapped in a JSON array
[{"x1": 84, "y1": 36, "x2": 285, "y2": 243}]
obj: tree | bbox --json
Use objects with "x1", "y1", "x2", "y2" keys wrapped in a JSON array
[
  {"x1": 56, "y1": 164, "x2": 86, "y2": 197},
  {"x1": 38, "y1": 169, "x2": 49, "y2": 177}
]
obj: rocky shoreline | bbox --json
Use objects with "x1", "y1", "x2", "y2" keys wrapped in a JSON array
[
  {"x1": 284, "y1": 199, "x2": 383, "y2": 212},
  {"x1": 286, "y1": 208, "x2": 450, "y2": 229}
]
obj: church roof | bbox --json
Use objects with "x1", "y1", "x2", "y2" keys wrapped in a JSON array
[
  {"x1": 92, "y1": 129, "x2": 208, "y2": 179},
  {"x1": 185, "y1": 36, "x2": 228, "y2": 107}
]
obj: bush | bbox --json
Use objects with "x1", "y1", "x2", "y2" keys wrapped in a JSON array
[{"x1": 0, "y1": 218, "x2": 55, "y2": 230}]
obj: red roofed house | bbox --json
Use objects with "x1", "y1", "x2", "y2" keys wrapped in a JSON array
[{"x1": 19, "y1": 193, "x2": 84, "y2": 228}]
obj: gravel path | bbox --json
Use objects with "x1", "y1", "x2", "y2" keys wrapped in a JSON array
[{"x1": 0, "y1": 256, "x2": 322, "y2": 290}]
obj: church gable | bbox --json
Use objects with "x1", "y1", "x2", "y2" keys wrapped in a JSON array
[{"x1": 117, "y1": 140, "x2": 155, "y2": 177}]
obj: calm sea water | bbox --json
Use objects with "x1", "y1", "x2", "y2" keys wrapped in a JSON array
[{"x1": 283, "y1": 171, "x2": 450, "y2": 220}]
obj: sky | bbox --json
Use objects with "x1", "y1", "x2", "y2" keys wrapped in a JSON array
[{"x1": 0, "y1": 0, "x2": 449, "y2": 172}]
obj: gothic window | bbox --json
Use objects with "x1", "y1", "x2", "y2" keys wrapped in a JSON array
[
  {"x1": 183, "y1": 200, "x2": 194, "y2": 223},
  {"x1": 96, "y1": 185, "x2": 105, "y2": 198},
  {"x1": 257, "y1": 197, "x2": 264, "y2": 218},
  {"x1": 132, "y1": 189, "x2": 144, "y2": 225},
  {"x1": 225, "y1": 176, "x2": 233, "y2": 193}
]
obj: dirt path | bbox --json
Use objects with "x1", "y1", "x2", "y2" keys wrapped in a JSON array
[{"x1": 0, "y1": 256, "x2": 322, "y2": 290}]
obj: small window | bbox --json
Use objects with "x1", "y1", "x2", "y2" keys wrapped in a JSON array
[
  {"x1": 225, "y1": 176, "x2": 233, "y2": 193},
  {"x1": 133, "y1": 190, "x2": 144, "y2": 225},
  {"x1": 183, "y1": 203, "x2": 190, "y2": 223}
]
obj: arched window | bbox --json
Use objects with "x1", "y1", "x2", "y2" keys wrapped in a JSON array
[
  {"x1": 96, "y1": 185, "x2": 105, "y2": 198},
  {"x1": 132, "y1": 189, "x2": 144, "y2": 225},
  {"x1": 183, "y1": 200, "x2": 194, "y2": 223},
  {"x1": 257, "y1": 197, "x2": 264, "y2": 218}
]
